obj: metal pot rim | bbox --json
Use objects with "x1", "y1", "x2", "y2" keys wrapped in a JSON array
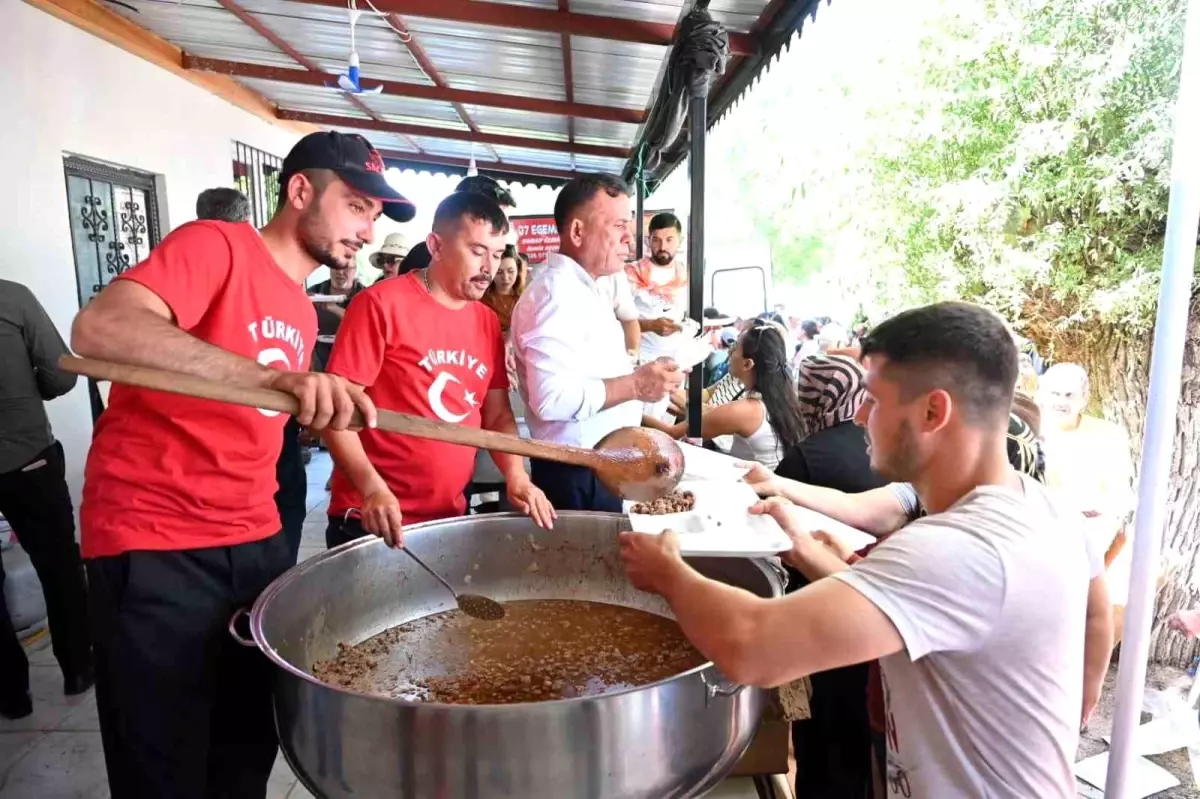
[{"x1": 247, "y1": 512, "x2": 782, "y2": 712}]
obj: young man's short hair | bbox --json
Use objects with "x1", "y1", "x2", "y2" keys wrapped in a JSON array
[
  {"x1": 860, "y1": 301, "x2": 1018, "y2": 425},
  {"x1": 432, "y1": 191, "x2": 510, "y2": 237},
  {"x1": 648, "y1": 212, "x2": 682, "y2": 234},
  {"x1": 196, "y1": 188, "x2": 251, "y2": 223}
]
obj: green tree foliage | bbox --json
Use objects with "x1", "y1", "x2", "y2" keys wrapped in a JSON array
[{"x1": 724, "y1": 0, "x2": 1187, "y2": 338}]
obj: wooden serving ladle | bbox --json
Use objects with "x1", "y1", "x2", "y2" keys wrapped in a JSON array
[{"x1": 60, "y1": 356, "x2": 685, "y2": 503}]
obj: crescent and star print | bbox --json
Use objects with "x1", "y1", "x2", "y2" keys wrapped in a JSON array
[
  {"x1": 324, "y1": 272, "x2": 508, "y2": 524},
  {"x1": 418, "y1": 348, "x2": 488, "y2": 423}
]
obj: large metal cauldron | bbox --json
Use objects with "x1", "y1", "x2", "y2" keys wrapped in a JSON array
[{"x1": 241, "y1": 512, "x2": 786, "y2": 799}]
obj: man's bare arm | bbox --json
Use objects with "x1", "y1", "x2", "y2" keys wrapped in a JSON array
[
  {"x1": 323, "y1": 421, "x2": 404, "y2": 546},
  {"x1": 481, "y1": 389, "x2": 525, "y2": 483},
  {"x1": 744, "y1": 463, "x2": 910, "y2": 537},
  {"x1": 780, "y1": 483, "x2": 910, "y2": 536},
  {"x1": 657, "y1": 565, "x2": 904, "y2": 686},
  {"x1": 73, "y1": 280, "x2": 278, "y2": 388},
  {"x1": 622, "y1": 320, "x2": 640, "y2": 354},
  {"x1": 72, "y1": 280, "x2": 376, "y2": 430},
  {"x1": 323, "y1": 428, "x2": 389, "y2": 499}
]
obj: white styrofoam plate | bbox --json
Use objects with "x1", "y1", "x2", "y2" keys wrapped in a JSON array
[
  {"x1": 309, "y1": 294, "x2": 345, "y2": 303},
  {"x1": 674, "y1": 336, "x2": 714, "y2": 369},
  {"x1": 788, "y1": 507, "x2": 876, "y2": 553},
  {"x1": 677, "y1": 442, "x2": 752, "y2": 482},
  {"x1": 625, "y1": 478, "x2": 790, "y2": 558}
]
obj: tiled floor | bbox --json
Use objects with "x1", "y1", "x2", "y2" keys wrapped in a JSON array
[{"x1": 0, "y1": 453, "x2": 336, "y2": 799}]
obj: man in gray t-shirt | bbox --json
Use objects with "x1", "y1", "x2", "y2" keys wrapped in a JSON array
[
  {"x1": 836, "y1": 474, "x2": 1092, "y2": 796},
  {"x1": 620, "y1": 301, "x2": 1097, "y2": 798}
]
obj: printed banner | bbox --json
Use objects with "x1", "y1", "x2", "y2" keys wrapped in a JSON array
[{"x1": 511, "y1": 210, "x2": 675, "y2": 265}]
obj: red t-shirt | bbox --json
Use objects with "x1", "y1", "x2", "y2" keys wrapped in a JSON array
[
  {"x1": 81, "y1": 221, "x2": 315, "y2": 558},
  {"x1": 326, "y1": 273, "x2": 507, "y2": 523}
]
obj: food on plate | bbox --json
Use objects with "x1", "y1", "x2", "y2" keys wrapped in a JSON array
[
  {"x1": 311, "y1": 599, "x2": 704, "y2": 704},
  {"x1": 631, "y1": 490, "x2": 696, "y2": 515}
]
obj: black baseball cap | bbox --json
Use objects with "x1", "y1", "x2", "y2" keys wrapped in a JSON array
[
  {"x1": 279, "y1": 131, "x2": 417, "y2": 223},
  {"x1": 454, "y1": 175, "x2": 516, "y2": 209}
]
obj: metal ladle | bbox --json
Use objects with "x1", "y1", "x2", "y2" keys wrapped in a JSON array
[
  {"x1": 402, "y1": 547, "x2": 506, "y2": 621},
  {"x1": 343, "y1": 510, "x2": 504, "y2": 621}
]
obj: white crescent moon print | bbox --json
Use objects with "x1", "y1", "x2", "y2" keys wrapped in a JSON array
[
  {"x1": 256, "y1": 347, "x2": 292, "y2": 418},
  {"x1": 428, "y1": 371, "x2": 470, "y2": 423}
]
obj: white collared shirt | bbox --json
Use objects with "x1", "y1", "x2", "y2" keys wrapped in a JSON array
[{"x1": 511, "y1": 252, "x2": 642, "y2": 447}]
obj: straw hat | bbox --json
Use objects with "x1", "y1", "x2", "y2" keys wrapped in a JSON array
[{"x1": 370, "y1": 233, "x2": 411, "y2": 268}]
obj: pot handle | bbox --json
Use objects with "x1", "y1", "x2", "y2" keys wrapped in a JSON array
[
  {"x1": 764, "y1": 557, "x2": 788, "y2": 587},
  {"x1": 228, "y1": 607, "x2": 257, "y2": 648},
  {"x1": 702, "y1": 671, "x2": 745, "y2": 706}
]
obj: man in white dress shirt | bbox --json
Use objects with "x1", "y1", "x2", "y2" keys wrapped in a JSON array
[{"x1": 511, "y1": 174, "x2": 684, "y2": 511}]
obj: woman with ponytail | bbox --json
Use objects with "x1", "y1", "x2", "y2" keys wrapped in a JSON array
[{"x1": 644, "y1": 322, "x2": 802, "y2": 469}]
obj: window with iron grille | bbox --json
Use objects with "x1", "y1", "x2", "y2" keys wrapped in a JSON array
[{"x1": 232, "y1": 141, "x2": 282, "y2": 228}]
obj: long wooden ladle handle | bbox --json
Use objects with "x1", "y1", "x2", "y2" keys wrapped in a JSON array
[{"x1": 59, "y1": 356, "x2": 600, "y2": 468}]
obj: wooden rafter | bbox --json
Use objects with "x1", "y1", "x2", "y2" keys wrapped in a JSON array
[
  {"x1": 184, "y1": 56, "x2": 646, "y2": 125},
  {"x1": 214, "y1": 0, "x2": 424, "y2": 153},
  {"x1": 281, "y1": 0, "x2": 757, "y2": 55},
  {"x1": 381, "y1": 13, "x2": 498, "y2": 163},
  {"x1": 558, "y1": 0, "x2": 575, "y2": 172},
  {"x1": 21, "y1": 0, "x2": 317, "y2": 136},
  {"x1": 279, "y1": 110, "x2": 630, "y2": 159}
]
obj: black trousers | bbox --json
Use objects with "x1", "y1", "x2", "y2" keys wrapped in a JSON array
[
  {"x1": 87, "y1": 531, "x2": 292, "y2": 799},
  {"x1": 274, "y1": 417, "x2": 307, "y2": 563},
  {"x1": 788, "y1": 567, "x2": 873, "y2": 799},
  {"x1": 0, "y1": 441, "x2": 91, "y2": 697},
  {"x1": 324, "y1": 514, "x2": 368, "y2": 550},
  {"x1": 529, "y1": 459, "x2": 622, "y2": 513}
]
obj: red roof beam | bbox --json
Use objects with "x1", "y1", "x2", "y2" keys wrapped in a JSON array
[
  {"x1": 278, "y1": 110, "x2": 631, "y2": 159},
  {"x1": 213, "y1": 0, "x2": 423, "y2": 152},
  {"x1": 283, "y1": 0, "x2": 757, "y2": 56},
  {"x1": 184, "y1": 56, "x2": 646, "y2": 125}
]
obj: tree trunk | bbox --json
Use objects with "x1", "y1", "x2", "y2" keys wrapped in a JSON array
[{"x1": 1072, "y1": 297, "x2": 1200, "y2": 668}]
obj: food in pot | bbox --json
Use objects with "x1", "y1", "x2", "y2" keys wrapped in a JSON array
[
  {"x1": 630, "y1": 490, "x2": 696, "y2": 515},
  {"x1": 311, "y1": 599, "x2": 704, "y2": 704}
]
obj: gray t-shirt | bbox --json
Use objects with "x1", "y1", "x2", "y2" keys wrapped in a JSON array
[{"x1": 835, "y1": 474, "x2": 1091, "y2": 798}]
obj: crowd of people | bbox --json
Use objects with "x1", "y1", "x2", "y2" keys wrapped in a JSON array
[{"x1": 0, "y1": 127, "x2": 1149, "y2": 799}]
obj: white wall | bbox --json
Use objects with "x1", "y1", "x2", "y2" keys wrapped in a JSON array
[{"x1": 1, "y1": 2, "x2": 302, "y2": 506}]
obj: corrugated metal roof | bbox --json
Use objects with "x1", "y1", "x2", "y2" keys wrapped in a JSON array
[
  {"x1": 574, "y1": 118, "x2": 642, "y2": 148},
  {"x1": 357, "y1": 94, "x2": 467, "y2": 128},
  {"x1": 105, "y1": 0, "x2": 801, "y2": 183},
  {"x1": 110, "y1": 0, "x2": 280, "y2": 58},
  {"x1": 571, "y1": 37, "x2": 666, "y2": 109},
  {"x1": 464, "y1": 106, "x2": 570, "y2": 140},
  {"x1": 239, "y1": 77, "x2": 372, "y2": 118},
  {"x1": 330, "y1": 126, "x2": 420, "y2": 153}
]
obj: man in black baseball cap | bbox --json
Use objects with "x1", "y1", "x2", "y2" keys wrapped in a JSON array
[
  {"x1": 280, "y1": 131, "x2": 416, "y2": 223},
  {"x1": 455, "y1": 174, "x2": 517, "y2": 209},
  {"x1": 398, "y1": 173, "x2": 516, "y2": 275},
  {"x1": 69, "y1": 128, "x2": 413, "y2": 799}
]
